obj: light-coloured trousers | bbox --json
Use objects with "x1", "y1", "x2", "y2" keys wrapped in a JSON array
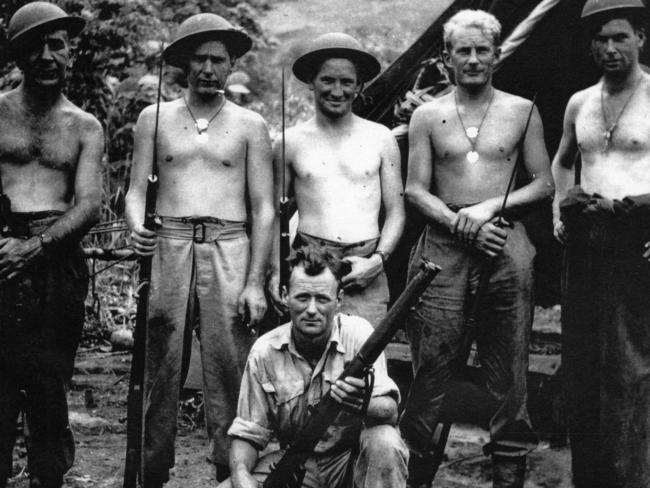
[
  {"x1": 219, "y1": 425, "x2": 408, "y2": 488},
  {"x1": 143, "y1": 217, "x2": 254, "y2": 480}
]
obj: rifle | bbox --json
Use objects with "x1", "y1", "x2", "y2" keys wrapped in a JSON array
[
  {"x1": 279, "y1": 68, "x2": 291, "y2": 295},
  {"x1": 0, "y1": 166, "x2": 14, "y2": 235},
  {"x1": 427, "y1": 94, "x2": 538, "y2": 474},
  {"x1": 123, "y1": 54, "x2": 163, "y2": 488},
  {"x1": 263, "y1": 260, "x2": 441, "y2": 488}
]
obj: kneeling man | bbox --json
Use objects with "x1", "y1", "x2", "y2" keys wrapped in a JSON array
[{"x1": 222, "y1": 246, "x2": 408, "y2": 488}]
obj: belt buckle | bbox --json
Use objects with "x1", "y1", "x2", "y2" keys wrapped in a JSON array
[{"x1": 193, "y1": 222, "x2": 206, "y2": 243}]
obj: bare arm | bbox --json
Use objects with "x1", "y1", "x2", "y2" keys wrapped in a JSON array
[
  {"x1": 452, "y1": 103, "x2": 553, "y2": 254},
  {"x1": 43, "y1": 113, "x2": 103, "y2": 244},
  {"x1": 551, "y1": 95, "x2": 580, "y2": 244},
  {"x1": 404, "y1": 105, "x2": 456, "y2": 229},
  {"x1": 230, "y1": 439, "x2": 260, "y2": 488},
  {"x1": 239, "y1": 115, "x2": 275, "y2": 326},
  {"x1": 0, "y1": 112, "x2": 103, "y2": 281},
  {"x1": 341, "y1": 128, "x2": 405, "y2": 289},
  {"x1": 376, "y1": 129, "x2": 405, "y2": 257},
  {"x1": 125, "y1": 105, "x2": 157, "y2": 255}
]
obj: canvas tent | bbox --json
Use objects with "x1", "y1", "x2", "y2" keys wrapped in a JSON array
[{"x1": 354, "y1": 0, "x2": 648, "y2": 306}]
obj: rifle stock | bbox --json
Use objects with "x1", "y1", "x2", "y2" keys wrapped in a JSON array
[
  {"x1": 124, "y1": 175, "x2": 158, "y2": 488},
  {"x1": 279, "y1": 196, "x2": 291, "y2": 292},
  {"x1": 263, "y1": 260, "x2": 441, "y2": 488},
  {"x1": 0, "y1": 193, "x2": 13, "y2": 235}
]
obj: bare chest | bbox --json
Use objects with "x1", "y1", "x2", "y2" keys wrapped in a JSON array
[
  {"x1": 292, "y1": 138, "x2": 381, "y2": 184},
  {"x1": 0, "y1": 113, "x2": 79, "y2": 171},
  {"x1": 576, "y1": 96, "x2": 650, "y2": 154},
  {"x1": 157, "y1": 121, "x2": 248, "y2": 173},
  {"x1": 430, "y1": 108, "x2": 523, "y2": 162}
]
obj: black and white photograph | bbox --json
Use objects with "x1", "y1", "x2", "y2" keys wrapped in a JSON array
[{"x1": 0, "y1": 0, "x2": 648, "y2": 487}]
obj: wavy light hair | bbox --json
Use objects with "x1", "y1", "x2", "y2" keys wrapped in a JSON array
[{"x1": 443, "y1": 9, "x2": 502, "y2": 49}]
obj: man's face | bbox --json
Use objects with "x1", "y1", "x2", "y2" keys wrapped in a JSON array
[
  {"x1": 591, "y1": 18, "x2": 644, "y2": 76},
  {"x1": 186, "y1": 40, "x2": 233, "y2": 99},
  {"x1": 444, "y1": 26, "x2": 499, "y2": 89},
  {"x1": 309, "y1": 58, "x2": 361, "y2": 119},
  {"x1": 21, "y1": 29, "x2": 70, "y2": 88},
  {"x1": 287, "y1": 265, "x2": 340, "y2": 345}
]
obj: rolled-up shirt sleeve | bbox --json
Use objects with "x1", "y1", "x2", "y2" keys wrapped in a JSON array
[
  {"x1": 227, "y1": 352, "x2": 273, "y2": 449},
  {"x1": 371, "y1": 351, "x2": 400, "y2": 403}
]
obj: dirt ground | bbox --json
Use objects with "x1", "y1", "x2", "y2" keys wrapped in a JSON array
[{"x1": 7, "y1": 330, "x2": 573, "y2": 488}]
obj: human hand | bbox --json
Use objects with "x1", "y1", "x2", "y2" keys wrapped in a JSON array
[
  {"x1": 473, "y1": 221, "x2": 508, "y2": 257},
  {"x1": 643, "y1": 241, "x2": 650, "y2": 262},
  {"x1": 341, "y1": 254, "x2": 383, "y2": 289},
  {"x1": 0, "y1": 236, "x2": 42, "y2": 281},
  {"x1": 130, "y1": 225, "x2": 157, "y2": 256},
  {"x1": 238, "y1": 284, "x2": 268, "y2": 331},
  {"x1": 330, "y1": 376, "x2": 367, "y2": 414},
  {"x1": 553, "y1": 219, "x2": 567, "y2": 245},
  {"x1": 266, "y1": 268, "x2": 287, "y2": 316},
  {"x1": 452, "y1": 201, "x2": 498, "y2": 244}
]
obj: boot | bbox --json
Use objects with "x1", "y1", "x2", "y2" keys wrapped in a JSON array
[
  {"x1": 142, "y1": 471, "x2": 167, "y2": 488},
  {"x1": 406, "y1": 451, "x2": 440, "y2": 488},
  {"x1": 215, "y1": 463, "x2": 230, "y2": 483},
  {"x1": 492, "y1": 455, "x2": 526, "y2": 488}
]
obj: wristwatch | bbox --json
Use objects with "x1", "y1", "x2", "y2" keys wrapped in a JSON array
[
  {"x1": 39, "y1": 233, "x2": 53, "y2": 252},
  {"x1": 374, "y1": 250, "x2": 389, "y2": 265}
]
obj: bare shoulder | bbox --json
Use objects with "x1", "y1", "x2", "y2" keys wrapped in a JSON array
[
  {"x1": 0, "y1": 89, "x2": 20, "y2": 122},
  {"x1": 354, "y1": 115, "x2": 394, "y2": 140},
  {"x1": 494, "y1": 90, "x2": 536, "y2": 115},
  {"x1": 412, "y1": 93, "x2": 450, "y2": 121},
  {"x1": 284, "y1": 118, "x2": 316, "y2": 147},
  {"x1": 568, "y1": 85, "x2": 595, "y2": 112},
  {"x1": 224, "y1": 101, "x2": 268, "y2": 130},
  {"x1": 62, "y1": 97, "x2": 103, "y2": 135}
]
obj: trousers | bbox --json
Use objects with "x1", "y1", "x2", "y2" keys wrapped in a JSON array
[
  {"x1": 400, "y1": 219, "x2": 537, "y2": 460},
  {"x1": 218, "y1": 425, "x2": 408, "y2": 488},
  {"x1": 143, "y1": 216, "x2": 255, "y2": 480},
  {"x1": 561, "y1": 187, "x2": 650, "y2": 488},
  {"x1": 0, "y1": 212, "x2": 87, "y2": 487}
]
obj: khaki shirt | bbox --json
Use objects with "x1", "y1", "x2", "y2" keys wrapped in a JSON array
[{"x1": 228, "y1": 314, "x2": 400, "y2": 454}]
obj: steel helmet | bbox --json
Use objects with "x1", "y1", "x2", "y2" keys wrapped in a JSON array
[
  {"x1": 8, "y1": 1, "x2": 85, "y2": 47},
  {"x1": 163, "y1": 13, "x2": 252, "y2": 67},
  {"x1": 292, "y1": 32, "x2": 381, "y2": 84},
  {"x1": 581, "y1": 0, "x2": 647, "y2": 18}
]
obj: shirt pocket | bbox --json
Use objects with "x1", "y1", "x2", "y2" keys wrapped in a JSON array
[{"x1": 263, "y1": 378, "x2": 305, "y2": 405}]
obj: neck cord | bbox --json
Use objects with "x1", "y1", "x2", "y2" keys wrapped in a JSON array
[
  {"x1": 454, "y1": 87, "x2": 495, "y2": 162},
  {"x1": 183, "y1": 95, "x2": 226, "y2": 134},
  {"x1": 601, "y1": 74, "x2": 643, "y2": 152}
]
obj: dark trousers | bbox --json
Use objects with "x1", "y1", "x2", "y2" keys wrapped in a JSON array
[
  {"x1": 0, "y1": 213, "x2": 87, "y2": 487},
  {"x1": 400, "y1": 220, "x2": 537, "y2": 464},
  {"x1": 561, "y1": 188, "x2": 650, "y2": 488}
]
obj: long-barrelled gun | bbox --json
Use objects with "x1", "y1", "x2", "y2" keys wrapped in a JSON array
[
  {"x1": 263, "y1": 260, "x2": 441, "y2": 488},
  {"x1": 124, "y1": 174, "x2": 158, "y2": 488}
]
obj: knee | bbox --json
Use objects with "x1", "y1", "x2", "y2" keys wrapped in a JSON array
[{"x1": 359, "y1": 425, "x2": 408, "y2": 464}]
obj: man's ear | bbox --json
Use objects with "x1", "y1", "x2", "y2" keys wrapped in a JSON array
[
  {"x1": 637, "y1": 28, "x2": 646, "y2": 50},
  {"x1": 230, "y1": 56, "x2": 238, "y2": 69},
  {"x1": 442, "y1": 49, "x2": 452, "y2": 68},
  {"x1": 281, "y1": 285, "x2": 289, "y2": 306},
  {"x1": 494, "y1": 46, "x2": 502, "y2": 61}
]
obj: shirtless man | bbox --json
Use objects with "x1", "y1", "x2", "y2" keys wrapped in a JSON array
[
  {"x1": 552, "y1": 1, "x2": 650, "y2": 486},
  {"x1": 0, "y1": 3, "x2": 103, "y2": 487},
  {"x1": 399, "y1": 10, "x2": 553, "y2": 488},
  {"x1": 269, "y1": 32, "x2": 405, "y2": 328},
  {"x1": 125, "y1": 14, "x2": 274, "y2": 486}
]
